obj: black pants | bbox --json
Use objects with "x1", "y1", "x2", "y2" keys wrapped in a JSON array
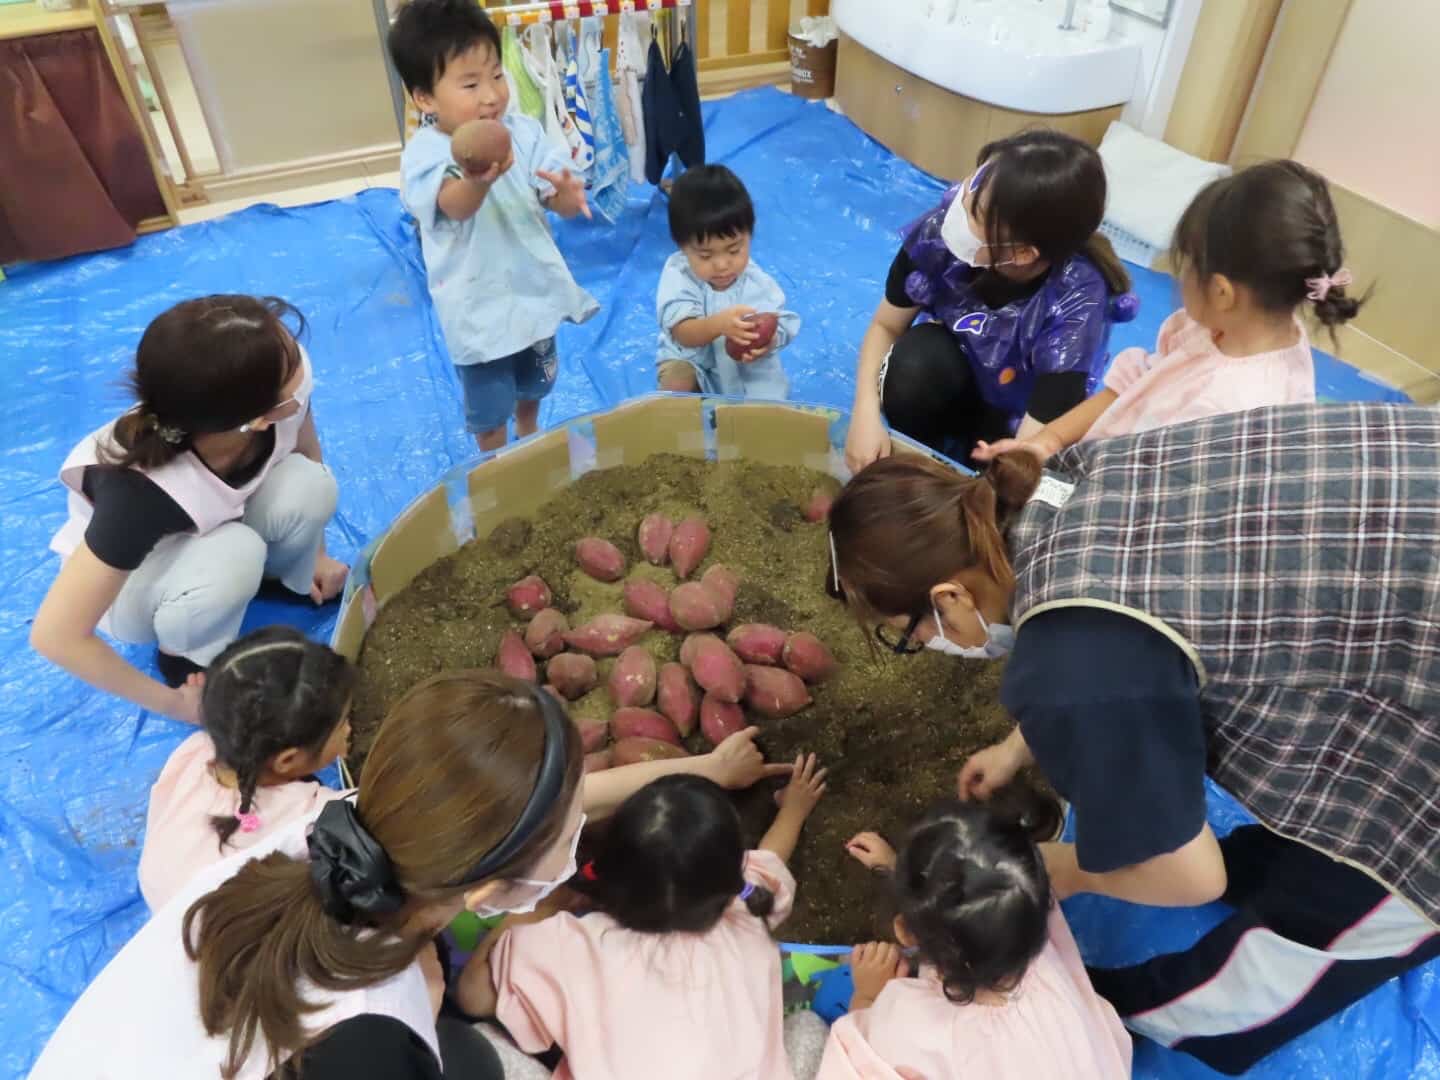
[
  {"x1": 877, "y1": 322, "x2": 1011, "y2": 465},
  {"x1": 1088, "y1": 826, "x2": 1440, "y2": 1075}
]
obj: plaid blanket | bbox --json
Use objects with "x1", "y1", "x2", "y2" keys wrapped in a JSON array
[{"x1": 1010, "y1": 403, "x2": 1440, "y2": 924}]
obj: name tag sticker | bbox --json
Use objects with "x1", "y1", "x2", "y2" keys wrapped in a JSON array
[{"x1": 1031, "y1": 474, "x2": 1076, "y2": 510}]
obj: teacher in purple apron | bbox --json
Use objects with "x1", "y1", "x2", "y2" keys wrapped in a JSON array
[{"x1": 31, "y1": 295, "x2": 347, "y2": 725}]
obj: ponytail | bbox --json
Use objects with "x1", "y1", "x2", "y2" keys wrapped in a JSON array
[
  {"x1": 98, "y1": 409, "x2": 190, "y2": 471},
  {"x1": 742, "y1": 882, "x2": 776, "y2": 920},
  {"x1": 1083, "y1": 232, "x2": 1132, "y2": 294},
  {"x1": 184, "y1": 853, "x2": 421, "y2": 1078}
]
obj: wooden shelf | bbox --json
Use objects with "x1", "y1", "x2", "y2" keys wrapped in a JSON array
[{"x1": 0, "y1": 2, "x2": 95, "y2": 41}]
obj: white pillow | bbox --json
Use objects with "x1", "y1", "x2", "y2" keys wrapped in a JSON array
[{"x1": 1098, "y1": 121, "x2": 1231, "y2": 253}]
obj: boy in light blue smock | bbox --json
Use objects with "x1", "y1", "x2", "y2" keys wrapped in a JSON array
[
  {"x1": 390, "y1": 0, "x2": 598, "y2": 452},
  {"x1": 656, "y1": 166, "x2": 800, "y2": 400}
]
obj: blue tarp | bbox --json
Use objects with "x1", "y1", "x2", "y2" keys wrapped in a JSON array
[{"x1": 0, "y1": 88, "x2": 1429, "y2": 1079}]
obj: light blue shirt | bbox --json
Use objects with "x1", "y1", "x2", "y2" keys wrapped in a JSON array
[
  {"x1": 655, "y1": 251, "x2": 799, "y2": 400},
  {"x1": 401, "y1": 115, "x2": 598, "y2": 365}
]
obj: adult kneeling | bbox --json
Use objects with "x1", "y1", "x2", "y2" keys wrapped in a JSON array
[
  {"x1": 828, "y1": 403, "x2": 1440, "y2": 1074},
  {"x1": 844, "y1": 130, "x2": 1131, "y2": 471},
  {"x1": 31, "y1": 296, "x2": 347, "y2": 725},
  {"x1": 31, "y1": 671, "x2": 584, "y2": 1079}
]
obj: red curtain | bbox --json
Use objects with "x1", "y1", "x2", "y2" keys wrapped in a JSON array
[{"x1": 0, "y1": 28, "x2": 167, "y2": 264}]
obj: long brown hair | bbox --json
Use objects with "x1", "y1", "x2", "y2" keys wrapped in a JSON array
[
  {"x1": 829, "y1": 452, "x2": 1041, "y2": 620},
  {"x1": 183, "y1": 671, "x2": 582, "y2": 1077},
  {"x1": 101, "y1": 295, "x2": 304, "y2": 471}
]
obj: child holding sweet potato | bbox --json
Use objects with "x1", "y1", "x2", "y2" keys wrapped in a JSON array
[
  {"x1": 817, "y1": 800, "x2": 1131, "y2": 1079},
  {"x1": 656, "y1": 165, "x2": 800, "y2": 400},
  {"x1": 453, "y1": 757, "x2": 830, "y2": 1079}
]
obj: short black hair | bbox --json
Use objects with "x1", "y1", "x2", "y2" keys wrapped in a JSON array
[
  {"x1": 388, "y1": 0, "x2": 500, "y2": 96},
  {"x1": 668, "y1": 165, "x2": 756, "y2": 247}
]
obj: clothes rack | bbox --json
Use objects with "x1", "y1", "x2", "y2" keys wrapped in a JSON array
[{"x1": 371, "y1": 0, "x2": 696, "y2": 140}]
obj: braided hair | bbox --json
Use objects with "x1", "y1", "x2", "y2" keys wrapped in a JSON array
[
  {"x1": 894, "y1": 800, "x2": 1051, "y2": 1004},
  {"x1": 202, "y1": 627, "x2": 356, "y2": 849}
]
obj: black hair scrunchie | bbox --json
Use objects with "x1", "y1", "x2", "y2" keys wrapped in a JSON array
[{"x1": 307, "y1": 800, "x2": 406, "y2": 923}]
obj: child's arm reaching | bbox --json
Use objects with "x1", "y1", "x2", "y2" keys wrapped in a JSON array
[
  {"x1": 973, "y1": 388, "x2": 1119, "y2": 464},
  {"x1": 451, "y1": 888, "x2": 580, "y2": 1019},
  {"x1": 760, "y1": 753, "x2": 828, "y2": 864}
]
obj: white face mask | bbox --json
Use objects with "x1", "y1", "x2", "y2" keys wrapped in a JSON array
[
  {"x1": 940, "y1": 167, "x2": 1015, "y2": 269},
  {"x1": 924, "y1": 599, "x2": 1016, "y2": 660},
  {"x1": 473, "y1": 812, "x2": 586, "y2": 917}
]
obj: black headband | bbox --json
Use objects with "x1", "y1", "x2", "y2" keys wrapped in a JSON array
[
  {"x1": 448, "y1": 686, "x2": 573, "y2": 886},
  {"x1": 306, "y1": 686, "x2": 573, "y2": 922}
]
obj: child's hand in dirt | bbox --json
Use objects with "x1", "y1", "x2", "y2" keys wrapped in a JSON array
[
  {"x1": 716, "y1": 306, "x2": 758, "y2": 349},
  {"x1": 705, "y1": 727, "x2": 795, "y2": 789},
  {"x1": 848, "y1": 941, "x2": 908, "y2": 1009},
  {"x1": 845, "y1": 831, "x2": 897, "y2": 872},
  {"x1": 774, "y1": 752, "x2": 827, "y2": 818}
]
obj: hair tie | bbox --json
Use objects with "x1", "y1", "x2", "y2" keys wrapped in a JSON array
[
  {"x1": 235, "y1": 811, "x2": 261, "y2": 834},
  {"x1": 1305, "y1": 267, "x2": 1353, "y2": 302},
  {"x1": 580, "y1": 860, "x2": 598, "y2": 882},
  {"x1": 739, "y1": 883, "x2": 756, "y2": 901},
  {"x1": 306, "y1": 800, "x2": 406, "y2": 924}
]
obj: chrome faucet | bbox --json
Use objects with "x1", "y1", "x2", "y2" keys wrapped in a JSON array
[{"x1": 1059, "y1": 0, "x2": 1080, "y2": 30}]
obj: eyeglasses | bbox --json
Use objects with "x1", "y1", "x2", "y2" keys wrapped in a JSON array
[{"x1": 875, "y1": 615, "x2": 926, "y2": 655}]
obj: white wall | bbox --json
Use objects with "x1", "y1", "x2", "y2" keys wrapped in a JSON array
[{"x1": 1115, "y1": 0, "x2": 1202, "y2": 137}]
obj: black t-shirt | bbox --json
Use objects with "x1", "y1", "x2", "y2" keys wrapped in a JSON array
[
  {"x1": 289, "y1": 1015, "x2": 442, "y2": 1080},
  {"x1": 1001, "y1": 606, "x2": 1209, "y2": 874},
  {"x1": 79, "y1": 431, "x2": 276, "y2": 571},
  {"x1": 883, "y1": 246, "x2": 1089, "y2": 425}
]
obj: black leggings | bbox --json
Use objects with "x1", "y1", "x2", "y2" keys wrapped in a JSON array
[{"x1": 878, "y1": 322, "x2": 1011, "y2": 463}]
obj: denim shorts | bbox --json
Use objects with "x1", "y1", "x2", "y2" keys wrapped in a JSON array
[{"x1": 455, "y1": 337, "x2": 558, "y2": 433}]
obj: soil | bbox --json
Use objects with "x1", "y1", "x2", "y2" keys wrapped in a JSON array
[{"x1": 351, "y1": 453, "x2": 1046, "y2": 945}]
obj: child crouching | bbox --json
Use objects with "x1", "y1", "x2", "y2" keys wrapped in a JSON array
[{"x1": 657, "y1": 165, "x2": 799, "y2": 401}]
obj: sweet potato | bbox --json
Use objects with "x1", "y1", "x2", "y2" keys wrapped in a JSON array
[
  {"x1": 506, "y1": 575, "x2": 552, "y2": 617},
  {"x1": 623, "y1": 578, "x2": 680, "y2": 633},
  {"x1": 583, "y1": 749, "x2": 614, "y2": 774},
  {"x1": 575, "y1": 717, "x2": 608, "y2": 753},
  {"x1": 804, "y1": 488, "x2": 835, "y2": 524},
  {"x1": 564, "y1": 615, "x2": 653, "y2": 657},
  {"x1": 575, "y1": 537, "x2": 626, "y2": 582},
  {"x1": 612, "y1": 736, "x2": 689, "y2": 765},
  {"x1": 684, "y1": 634, "x2": 746, "y2": 703},
  {"x1": 700, "y1": 564, "x2": 739, "y2": 621},
  {"x1": 782, "y1": 632, "x2": 838, "y2": 684},
  {"x1": 724, "y1": 311, "x2": 779, "y2": 361},
  {"x1": 524, "y1": 608, "x2": 569, "y2": 659},
  {"x1": 608, "y1": 646, "x2": 657, "y2": 708},
  {"x1": 700, "y1": 693, "x2": 747, "y2": 747},
  {"x1": 656, "y1": 663, "x2": 699, "y2": 736},
  {"x1": 669, "y1": 516, "x2": 711, "y2": 579},
  {"x1": 546, "y1": 653, "x2": 598, "y2": 699},
  {"x1": 726, "y1": 623, "x2": 788, "y2": 666},
  {"x1": 496, "y1": 631, "x2": 537, "y2": 682},
  {"x1": 669, "y1": 582, "x2": 725, "y2": 631},
  {"x1": 744, "y1": 665, "x2": 812, "y2": 718},
  {"x1": 610, "y1": 706, "x2": 681, "y2": 746},
  {"x1": 451, "y1": 118, "x2": 512, "y2": 173},
  {"x1": 637, "y1": 513, "x2": 674, "y2": 566}
]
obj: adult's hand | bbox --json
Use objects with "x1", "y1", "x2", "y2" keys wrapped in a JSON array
[
  {"x1": 844, "y1": 407, "x2": 892, "y2": 475},
  {"x1": 705, "y1": 726, "x2": 794, "y2": 789},
  {"x1": 171, "y1": 672, "x2": 205, "y2": 725},
  {"x1": 310, "y1": 554, "x2": 349, "y2": 605},
  {"x1": 957, "y1": 728, "x2": 1033, "y2": 802}
]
